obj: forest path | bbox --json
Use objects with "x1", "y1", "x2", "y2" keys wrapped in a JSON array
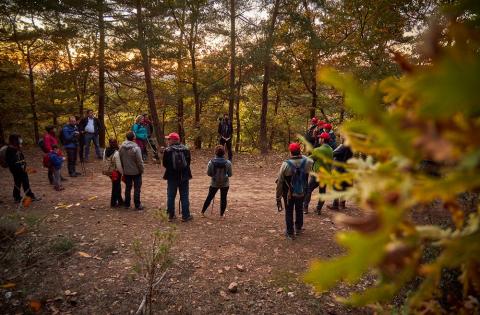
[{"x1": 0, "y1": 148, "x2": 366, "y2": 314}]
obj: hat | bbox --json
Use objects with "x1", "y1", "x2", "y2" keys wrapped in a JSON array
[
  {"x1": 165, "y1": 132, "x2": 180, "y2": 141},
  {"x1": 288, "y1": 142, "x2": 301, "y2": 153},
  {"x1": 311, "y1": 117, "x2": 318, "y2": 124},
  {"x1": 317, "y1": 120, "x2": 325, "y2": 127},
  {"x1": 319, "y1": 132, "x2": 330, "y2": 140},
  {"x1": 323, "y1": 123, "x2": 332, "y2": 130}
]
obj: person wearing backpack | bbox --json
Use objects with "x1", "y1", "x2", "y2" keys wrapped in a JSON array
[
  {"x1": 103, "y1": 139, "x2": 124, "y2": 208},
  {"x1": 303, "y1": 132, "x2": 333, "y2": 215},
  {"x1": 305, "y1": 117, "x2": 319, "y2": 147},
  {"x1": 62, "y1": 116, "x2": 81, "y2": 177},
  {"x1": 162, "y1": 132, "x2": 193, "y2": 222},
  {"x1": 119, "y1": 131, "x2": 144, "y2": 210},
  {"x1": 41, "y1": 125, "x2": 58, "y2": 184},
  {"x1": 200, "y1": 145, "x2": 233, "y2": 218},
  {"x1": 323, "y1": 123, "x2": 337, "y2": 149},
  {"x1": 328, "y1": 142, "x2": 354, "y2": 210},
  {"x1": 275, "y1": 143, "x2": 313, "y2": 240},
  {"x1": 48, "y1": 144, "x2": 65, "y2": 191},
  {"x1": 132, "y1": 115, "x2": 148, "y2": 161},
  {"x1": 4, "y1": 134, "x2": 41, "y2": 203},
  {"x1": 218, "y1": 113, "x2": 233, "y2": 161}
]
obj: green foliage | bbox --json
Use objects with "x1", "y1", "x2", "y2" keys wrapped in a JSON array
[
  {"x1": 304, "y1": 5, "x2": 480, "y2": 313},
  {"x1": 50, "y1": 236, "x2": 75, "y2": 254}
]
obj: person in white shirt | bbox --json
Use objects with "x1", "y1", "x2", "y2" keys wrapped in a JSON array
[{"x1": 79, "y1": 109, "x2": 103, "y2": 161}]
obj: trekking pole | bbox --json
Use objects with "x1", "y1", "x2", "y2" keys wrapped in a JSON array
[{"x1": 178, "y1": 196, "x2": 181, "y2": 216}]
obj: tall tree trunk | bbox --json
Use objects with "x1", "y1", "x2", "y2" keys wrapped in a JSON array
[
  {"x1": 65, "y1": 41, "x2": 82, "y2": 114},
  {"x1": 189, "y1": 21, "x2": 201, "y2": 149},
  {"x1": 259, "y1": 0, "x2": 281, "y2": 154},
  {"x1": 176, "y1": 26, "x2": 185, "y2": 142},
  {"x1": 310, "y1": 57, "x2": 317, "y2": 118},
  {"x1": 26, "y1": 47, "x2": 39, "y2": 143},
  {"x1": 269, "y1": 91, "x2": 280, "y2": 150},
  {"x1": 98, "y1": 0, "x2": 106, "y2": 146},
  {"x1": 235, "y1": 65, "x2": 242, "y2": 153},
  {"x1": 228, "y1": 0, "x2": 236, "y2": 120},
  {"x1": 136, "y1": 0, "x2": 165, "y2": 146}
]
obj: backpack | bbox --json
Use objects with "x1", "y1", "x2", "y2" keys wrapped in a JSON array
[
  {"x1": 212, "y1": 160, "x2": 227, "y2": 187},
  {"x1": 0, "y1": 145, "x2": 8, "y2": 168},
  {"x1": 171, "y1": 147, "x2": 187, "y2": 171},
  {"x1": 286, "y1": 158, "x2": 308, "y2": 198},
  {"x1": 102, "y1": 151, "x2": 116, "y2": 177}
]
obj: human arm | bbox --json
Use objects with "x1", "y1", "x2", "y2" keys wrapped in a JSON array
[
  {"x1": 135, "y1": 147, "x2": 144, "y2": 174},
  {"x1": 275, "y1": 162, "x2": 287, "y2": 200},
  {"x1": 207, "y1": 160, "x2": 213, "y2": 177},
  {"x1": 226, "y1": 161, "x2": 232, "y2": 177},
  {"x1": 114, "y1": 151, "x2": 124, "y2": 174}
]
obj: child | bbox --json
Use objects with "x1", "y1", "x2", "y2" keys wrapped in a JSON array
[
  {"x1": 48, "y1": 144, "x2": 65, "y2": 191},
  {"x1": 104, "y1": 139, "x2": 124, "y2": 207},
  {"x1": 201, "y1": 145, "x2": 233, "y2": 217}
]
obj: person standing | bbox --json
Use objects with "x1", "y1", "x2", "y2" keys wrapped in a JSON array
[
  {"x1": 218, "y1": 113, "x2": 233, "y2": 161},
  {"x1": 323, "y1": 123, "x2": 337, "y2": 149},
  {"x1": 104, "y1": 139, "x2": 124, "y2": 208},
  {"x1": 79, "y1": 109, "x2": 103, "y2": 161},
  {"x1": 305, "y1": 117, "x2": 318, "y2": 146},
  {"x1": 275, "y1": 143, "x2": 313, "y2": 240},
  {"x1": 43, "y1": 125, "x2": 59, "y2": 184},
  {"x1": 201, "y1": 145, "x2": 233, "y2": 218},
  {"x1": 132, "y1": 115, "x2": 148, "y2": 161},
  {"x1": 5, "y1": 134, "x2": 41, "y2": 203},
  {"x1": 162, "y1": 132, "x2": 193, "y2": 222},
  {"x1": 328, "y1": 143, "x2": 353, "y2": 210},
  {"x1": 62, "y1": 116, "x2": 81, "y2": 177},
  {"x1": 48, "y1": 144, "x2": 65, "y2": 191},
  {"x1": 119, "y1": 131, "x2": 144, "y2": 210},
  {"x1": 141, "y1": 113, "x2": 159, "y2": 160},
  {"x1": 303, "y1": 132, "x2": 333, "y2": 215}
]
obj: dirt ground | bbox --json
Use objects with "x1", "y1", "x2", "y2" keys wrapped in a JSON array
[{"x1": 0, "y1": 148, "x2": 370, "y2": 315}]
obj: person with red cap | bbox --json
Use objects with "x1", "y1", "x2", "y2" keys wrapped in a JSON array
[
  {"x1": 303, "y1": 132, "x2": 333, "y2": 214},
  {"x1": 275, "y1": 142, "x2": 313, "y2": 240},
  {"x1": 163, "y1": 132, "x2": 193, "y2": 222},
  {"x1": 313, "y1": 120, "x2": 325, "y2": 147},
  {"x1": 305, "y1": 117, "x2": 319, "y2": 146},
  {"x1": 323, "y1": 123, "x2": 337, "y2": 149}
]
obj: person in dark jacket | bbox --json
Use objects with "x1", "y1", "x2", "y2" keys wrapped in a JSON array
[
  {"x1": 119, "y1": 131, "x2": 144, "y2": 210},
  {"x1": 5, "y1": 134, "x2": 41, "y2": 203},
  {"x1": 305, "y1": 117, "x2": 318, "y2": 147},
  {"x1": 201, "y1": 145, "x2": 233, "y2": 217},
  {"x1": 218, "y1": 114, "x2": 233, "y2": 161},
  {"x1": 48, "y1": 144, "x2": 65, "y2": 191},
  {"x1": 323, "y1": 123, "x2": 337, "y2": 149},
  {"x1": 79, "y1": 109, "x2": 103, "y2": 161},
  {"x1": 62, "y1": 116, "x2": 81, "y2": 177},
  {"x1": 162, "y1": 132, "x2": 193, "y2": 222},
  {"x1": 328, "y1": 142, "x2": 353, "y2": 210},
  {"x1": 104, "y1": 139, "x2": 124, "y2": 208}
]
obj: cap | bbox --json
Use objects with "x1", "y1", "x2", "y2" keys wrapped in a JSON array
[
  {"x1": 317, "y1": 120, "x2": 325, "y2": 127},
  {"x1": 165, "y1": 132, "x2": 180, "y2": 141},
  {"x1": 311, "y1": 117, "x2": 318, "y2": 124},
  {"x1": 319, "y1": 132, "x2": 330, "y2": 140},
  {"x1": 288, "y1": 142, "x2": 301, "y2": 153},
  {"x1": 323, "y1": 123, "x2": 332, "y2": 130}
]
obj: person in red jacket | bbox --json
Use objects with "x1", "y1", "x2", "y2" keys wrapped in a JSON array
[{"x1": 43, "y1": 126, "x2": 59, "y2": 184}]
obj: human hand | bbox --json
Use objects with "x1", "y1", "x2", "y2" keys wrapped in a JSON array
[{"x1": 276, "y1": 198, "x2": 283, "y2": 212}]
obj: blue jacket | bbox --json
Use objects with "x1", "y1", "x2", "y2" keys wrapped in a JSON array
[
  {"x1": 62, "y1": 124, "x2": 79, "y2": 149},
  {"x1": 132, "y1": 123, "x2": 148, "y2": 140},
  {"x1": 48, "y1": 151, "x2": 64, "y2": 170}
]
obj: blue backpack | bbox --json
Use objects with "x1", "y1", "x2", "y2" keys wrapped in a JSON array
[{"x1": 286, "y1": 158, "x2": 308, "y2": 198}]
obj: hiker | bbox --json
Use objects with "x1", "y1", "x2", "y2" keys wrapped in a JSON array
[
  {"x1": 323, "y1": 123, "x2": 337, "y2": 149},
  {"x1": 303, "y1": 132, "x2": 333, "y2": 215},
  {"x1": 162, "y1": 132, "x2": 193, "y2": 222},
  {"x1": 119, "y1": 131, "x2": 144, "y2": 210},
  {"x1": 275, "y1": 143, "x2": 313, "y2": 240},
  {"x1": 305, "y1": 117, "x2": 318, "y2": 146},
  {"x1": 218, "y1": 113, "x2": 233, "y2": 161},
  {"x1": 42, "y1": 125, "x2": 59, "y2": 184},
  {"x1": 104, "y1": 139, "x2": 124, "y2": 208},
  {"x1": 200, "y1": 145, "x2": 233, "y2": 218},
  {"x1": 62, "y1": 116, "x2": 82, "y2": 177},
  {"x1": 79, "y1": 109, "x2": 103, "y2": 161},
  {"x1": 48, "y1": 144, "x2": 65, "y2": 191},
  {"x1": 328, "y1": 142, "x2": 353, "y2": 210},
  {"x1": 142, "y1": 113, "x2": 159, "y2": 160},
  {"x1": 132, "y1": 115, "x2": 148, "y2": 161},
  {"x1": 75, "y1": 115, "x2": 85, "y2": 163},
  {"x1": 4, "y1": 134, "x2": 41, "y2": 203}
]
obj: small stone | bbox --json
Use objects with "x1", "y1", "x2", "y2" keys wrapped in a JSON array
[
  {"x1": 276, "y1": 288, "x2": 284, "y2": 294},
  {"x1": 219, "y1": 290, "x2": 229, "y2": 300},
  {"x1": 287, "y1": 292, "x2": 294, "y2": 298},
  {"x1": 228, "y1": 282, "x2": 238, "y2": 293},
  {"x1": 236, "y1": 264, "x2": 245, "y2": 272},
  {"x1": 224, "y1": 266, "x2": 231, "y2": 271},
  {"x1": 217, "y1": 269, "x2": 223, "y2": 274}
]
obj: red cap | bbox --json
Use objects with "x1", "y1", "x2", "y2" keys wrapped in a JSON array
[
  {"x1": 319, "y1": 132, "x2": 330, "y2": 140},
  {"x1": 317, "y1": 120, "x2": 325, "y2": 127},
  {"x1": 165, "y1": 132, "x2": 180, "y2": 141},
  {"x1": 288, "y1": 142, "x2": 301, "y2": 153},
  {"x1": 311, "y1": 117, "x2": 318, "y2": 124},
  {"x1": 323, "y1": 123, "x2": 332, "y2": 130}
]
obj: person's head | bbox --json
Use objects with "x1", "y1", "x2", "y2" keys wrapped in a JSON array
[
  {"x1": 86, "y1": 109, "x2": 94, "y2": 118},
  {"x1": 311, "y1": 117, "x2": 318, "y2": 126},
  {"x1": 45, "y1": 125, "x2": 55, "y2": 134},
  {"x1": 51, "y1": 144, "x2": 59, "y2": 153},
  {"x1": 323, "y1": 123, "x2": 332, "y2": 131},
  {"x1": 69, "y1": 116, "x2": 77, "y2": 125},
  {"x1": 318, "y1": 132, "x2": 330, "y2": 145},
  {"x1": 8, "y1": 134, "x2": 22, "y2": 147},
  {"x1": 215, "y1": 145, "x2": 225, "y2": 158},
  {"x1": 135, "y1": 115, "x2": 144, "y2": 124},
  {"x1": 288, "y1": 142, "x2": 301, "y2": 157},
  {"x1": 142, "y1": 113, "x2": 149, "y2": 119},
  {"x1": 165, "y1": 132, "x2": 180, "y2": 145},
  {"x1": 108, "y1": 138, "x2": 119, "y2": 150},
  {"x1": 223, "y1": 113, "x2": 229, "y2": 120},
  {"x1": 126, "y1": 131, "x2": 136, "y2": 141}
]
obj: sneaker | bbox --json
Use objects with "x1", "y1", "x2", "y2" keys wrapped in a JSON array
[
  {"x1": 201, "y1": 212, "x2": 206, "y2": 218},
  {"x1": 54, "y1": 186, "x2": 65, "y2": 191},
  {"x1": 168, "y1": 216, "x2": 177, "y2": 222},
  {"x1": 295, "y1": 228, "x2": 304, "y2": 236},
  {"x1": 135, "y1": 205, "x2": 145, "y2": 211},
  {"x1": 285, "y1": 233, "x2": 295, "y2": 241},
  {"x1": 74, "y1": 172, "x2": 82, "y2": 176},
  {"x1": 181, "y1": 215, "x2": 194, "y2": 222},
  {"x1": 303, "y1": 208, "x2": 309, "y2": 214}
]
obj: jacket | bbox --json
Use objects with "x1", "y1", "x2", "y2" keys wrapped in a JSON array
[
  {"x1": 119, "y1": 140, "x2": 144, "y2": 175},
  {"x1": 62, "y1": 124, "x2": 79, "y2": 149},
  {"x1": 333, "y1": 144, "x2": 353, "y2": 173},
  {"x1": 275, "y1": 155, "x2": 313, "y2": 199},
  {"x1": 104, "y1": 148, "x2": 124, "y2": 174},
  {"x1": 43, "y1": 132, "x2": 58, "y2": 152},
  {"x1": 162, "y1": 143, "x2": 192, "y2": 181},
  {"x1": 79, "y1": 117, "x2": 103, "y2": 135},
  {"x1": 310, "y1": 144, "x2": 333, "y2": 173},
  {"x1": 305, "y1": 125, "x2": 317, "y2": 146},
  {"x1": 327, "y1": 131, "x2": 337, "y2": 149},
  {"x1": 218, "y1": 119, "x2": 233, "y2": 139},
  {"x1": 6, "y1": 146, "x2": 27, "y2": 174},
  {"x1": 132, "y1": 123, "x2": 148, "y2": 140},
  {"x1": 207, "y1": 157, "x2": 233, "y2": 188},
  {"x1": 48, "y1": 151, "x2": 64, "y2": 170}
]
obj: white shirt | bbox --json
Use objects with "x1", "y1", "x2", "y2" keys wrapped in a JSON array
[{"x1": 85, "y1": 117, "x2": 95, "y2": 133}]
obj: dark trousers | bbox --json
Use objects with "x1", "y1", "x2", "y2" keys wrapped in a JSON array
[
  {"x1": 111, "y1": 177, "x2": 123, "y2": 207},
  {"x1": 285, "y1": 196, "x2": 304, "y2": 236},
  {"x1": 303, "y1": 176, "x2": 326, "y2": 211},
  {"x1": 124, "y1": 174, "x2": 142, "y2": 208},
  {"x1": 11, "y1": 171, "x2": 34, "y2": 201},
  {"x1": 48, "y1": 167, "x2": 54, "y2": 184},
  {"x1": 219, "y1": 137, "x2": 233, "y2": 160},
  {"x1": 167, "y1": 179, "x2": 190, "y2": 219},
  {"x1": 201, "y1": 186, "x2": 229, "y2": 216},
  {"x1": 66, "y1": 147, "x2": 78, "y2": 175}
]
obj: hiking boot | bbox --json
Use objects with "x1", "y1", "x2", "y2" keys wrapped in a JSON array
[
  {"x1": 285, "y1": 233, "x2": 295, "y2": 241},
  {"x1": 327, "y1": 199, "x2": 340, "y2": 211},
  {"x1": 168, "y1": 216, "x2": 177, "y2": 222},
  {"x1": 303, "y1": 207, "x2": 309, "y2": 214},
  {"x1": 135, "y1": 205, "x2": 145, "y2": 211},
  {"x1": 340, "y1": 200, "x2": 346, "y2": 209},
  {"x1": 54, "y1": 186, "x2": 65, "y2": 191},
  {"x1": 295, "y1": 228, "x2": 304, "y2": 236},
  {"x1": 181, "y1": 215, "x2": 194, "y2": 222},
  {"x1": 201, "y1": 211, "x2": 206, "y2": 218},
  {"x1": 69, "y1": 173, "x2": 77, "y2": 177},
  {"x1": 74, "y1": 172, "x2": 82, "y2": 176}
]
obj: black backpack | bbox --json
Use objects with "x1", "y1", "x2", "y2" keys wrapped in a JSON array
[
  {"x1": 171, "y1": 147, "x2": 187, "y2": 171},
  {"x1": 212, "y1": 160, "x2": 227, "y2": 187}
]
